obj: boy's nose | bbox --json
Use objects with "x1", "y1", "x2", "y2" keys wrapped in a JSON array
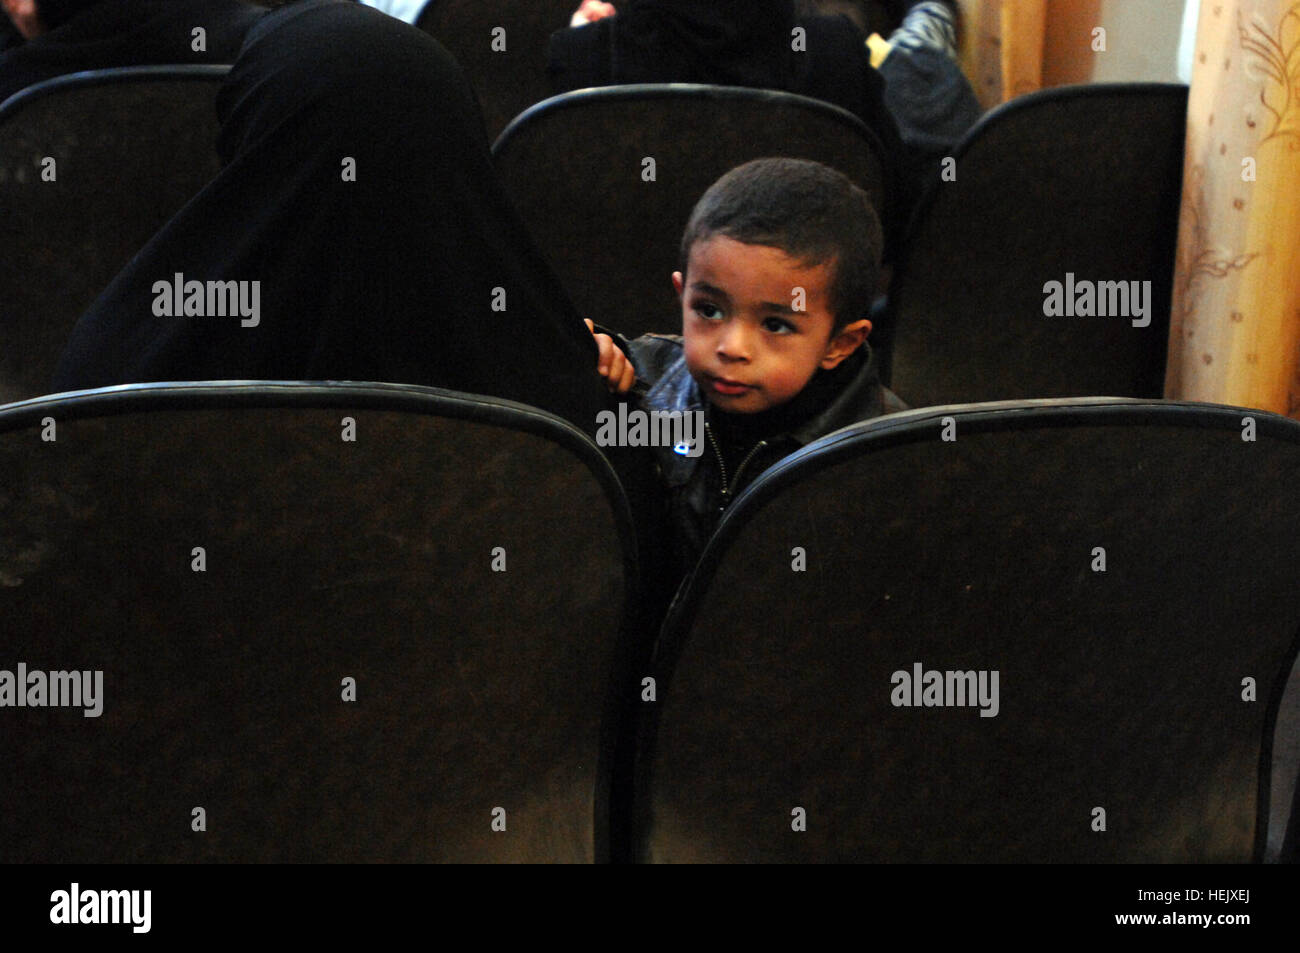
[{"x1": 715, "y1": 322, "x2": 753, "y2": 361}]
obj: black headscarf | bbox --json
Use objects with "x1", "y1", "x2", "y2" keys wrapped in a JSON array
[
  {"x1": 32, "y1": 0, "x2": 107, "y2": 31},
  {"x1": 609, "y1": 0, "x2": 797, "y2": 89},
  {"x1": 0, "y1": 15, "x2": 22, "y2": 53},
  {"x1": 52, "y1": 0, "x2": 613, "y2": 437}
]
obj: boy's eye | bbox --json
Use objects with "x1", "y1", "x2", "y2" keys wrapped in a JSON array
[
  {"x1": 762, "y1": 316, "x2": 796, "y2": 334},
  {"x1": 694, "y1": 302, "x2": 723, "y2": 321}
]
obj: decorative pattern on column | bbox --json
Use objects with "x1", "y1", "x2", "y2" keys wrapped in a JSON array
[{"x1": 1167, "y1": 1, "x2": 1300, "y2": 416}]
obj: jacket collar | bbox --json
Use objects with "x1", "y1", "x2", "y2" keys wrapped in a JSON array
[
  {"x1": 641, "y1": 341, "x2": 887, "y2": 487},
  {"x1": 642, "y1": 356, "x2": 704, "y2": 488},
  {"x1": 787, "y1": 341, "x2": 884, "y2": 446},
  {"x1": 643, "y1": 351, "x2": 704, "y2": 417}
]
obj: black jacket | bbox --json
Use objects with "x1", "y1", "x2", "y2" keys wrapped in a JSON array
[{"x1": 621, "y1": 332, "x2": 906, "y2": 575}]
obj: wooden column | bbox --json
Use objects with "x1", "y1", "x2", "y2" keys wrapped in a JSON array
[
  {"x1": 955, "y1": 0, "x2": 1048, "y2": 108},
  {"x1": 1166, "y1": 0, "x2": 1300, "y2": 416},
  {"x1": 1041, "y1": 0, "x2": 1106, "y2": 88},
  {"x1": 1000, "y1": 0, "x2": 1048, "y2": 99},
  {"x1": 956, "y1": 0, "x2": 1007, "y2": 109}
]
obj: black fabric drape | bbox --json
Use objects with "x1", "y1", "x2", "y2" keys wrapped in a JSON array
[
  {"x1": 53, "y1": 0, "x2": 615, "y2": 438},
  {"x1": 31, "y1": 0, "x2": 112, "y2": 31},
  {"x1": 0, "y1": 15, "x2": 23, "y2": 54},
  {"x1": 609, "y1": 0, "x2": 797, "y2": 89}
]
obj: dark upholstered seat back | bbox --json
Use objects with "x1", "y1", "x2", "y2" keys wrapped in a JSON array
[
  {"x1": 0, "y1": 67, "x2": 227, "y2": 403},
  {"x1": 416, "y1": 0, "x2": 574, "y2": 142},
  {"x1": 886, "y1": 84, "x2": 1188, "y2": 404},
  {"x1": 493, "y1": 84, "x2": 889, "y2": 337},
  {"x1": 637, "y1": 399, "x2": 1300, "y2": 862},
  {"x1": 0, "y1": 382, "x2": 638, "y2": 862}
]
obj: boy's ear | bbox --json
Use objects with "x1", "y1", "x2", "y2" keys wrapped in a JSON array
[
  {"x1": 820, "y1": 318, "x2": 872, "y2": 370},
  {"x1": 672, "y1": 271, "x2": 684, "y2": 297}
]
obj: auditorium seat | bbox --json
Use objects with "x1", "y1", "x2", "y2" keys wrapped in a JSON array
[
  {"x1": 0, "y1": 381, "x2": 640, "y2": 862},
  {"x1": 634, "y1": 398, "x2": 1300, "y2": 862},
  {"x1": 883, "y1": 83, "x2": 1188, "y2": 403},
  {"x1": 493, "y1": 84, "x2": 890, "y2": 337},
  {"x1": 415, "y1": 0, "x2": 575, "y2": 143},
  {"x1": 0, "y1": 66, "x2": 227, "y2": 404}
]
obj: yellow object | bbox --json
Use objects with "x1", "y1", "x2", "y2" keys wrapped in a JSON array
[{"x1": 867, "y1": 33, "x2": 893, "y2": 69}]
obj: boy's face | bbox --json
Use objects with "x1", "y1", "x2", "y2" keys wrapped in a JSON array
[{"x1": 676, "y1": 235, "x2": 870, "y2": 414}]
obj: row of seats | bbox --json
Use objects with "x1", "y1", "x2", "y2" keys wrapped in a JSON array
[
  {"x1": 1, "y1": 382, "x2": 1297, "y2": 861},
  {"x1": 0, "y1": 69, "x2": 1187, "y2": 409}
]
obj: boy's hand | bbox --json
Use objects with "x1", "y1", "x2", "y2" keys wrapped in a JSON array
[
  {"x1": 585, "y1": 318, "x2": 636, "y2": 394},
  {"x1": 570, "y1": 2, "x2": 616, "y2": 27}
]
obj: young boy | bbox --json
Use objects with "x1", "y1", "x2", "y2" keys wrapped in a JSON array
[{"x1": 589, "y1": 157, "x2": 905, "y2": 573}]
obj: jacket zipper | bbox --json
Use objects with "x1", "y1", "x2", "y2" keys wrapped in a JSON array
[{"x1": 706, "y1": 422, "x2": 767, "y2": 513}]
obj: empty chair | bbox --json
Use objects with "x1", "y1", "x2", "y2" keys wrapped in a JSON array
[
  {"x1": 493, "y1": 84, "x2": 890, "y2": 337},
  {"x1": 635, "y1": 398, "x2": 1300, "y2": 862},
  {"x1": 884, "y1": 83, "x2": 1188, "y2": 404},
  {"x1": 0, "y1": 66, "x2": 227, "y2": 404},
  {"x1": 0, "y1": 381, "x2": 639, "y2": 862},
  {"x1": 416, "y1": 0, "x2": 575, "y2": 142}
]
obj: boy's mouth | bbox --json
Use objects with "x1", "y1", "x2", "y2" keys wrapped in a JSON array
[{"x1": 708, "y1": 376, "x2": 753, "y2": 397}]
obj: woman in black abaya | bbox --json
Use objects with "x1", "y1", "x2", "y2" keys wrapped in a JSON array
[{"x1": 53, "y1": 0, "x2": 613, "y2": 437}]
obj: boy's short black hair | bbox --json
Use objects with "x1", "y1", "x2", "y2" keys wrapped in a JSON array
[{"x1": 678, "y1": 157, "x2": 883, "y2": 334}]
